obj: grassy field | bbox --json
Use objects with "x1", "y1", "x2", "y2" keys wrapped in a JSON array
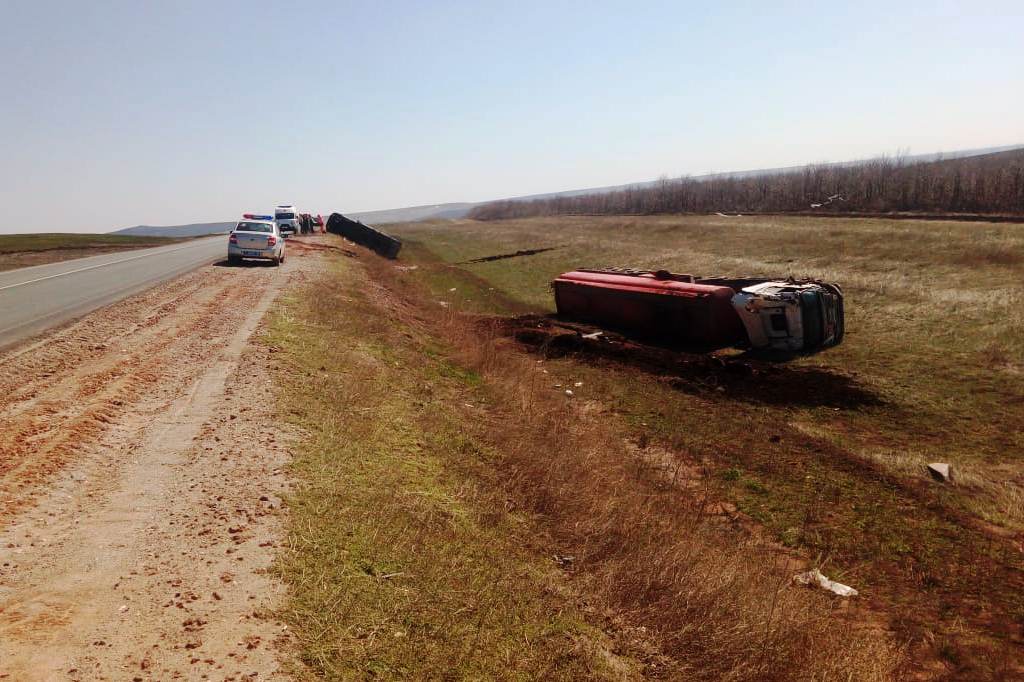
[
  {"x1": 378, "y1": 215, "x2": 1024, "y2": 678},
  {"x1": 0, "y1": 233, "x2": 184, "y2": 270},
  {"x1": 267, "y1": 260, "x2": 641, "y2": 679},
  {"x1": 269, "y1": 239, "x2": 901, "y2": 680}
]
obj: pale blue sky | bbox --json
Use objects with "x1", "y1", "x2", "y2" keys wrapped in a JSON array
[{"x1": 2, "y1": 0, "x2": 1022, "y2": 233}]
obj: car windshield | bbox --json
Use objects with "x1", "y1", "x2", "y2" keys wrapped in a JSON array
[
  {"x1": 275, "y1": 212, "x2": 295, "y2": 220},
  {"x1": 235, "y1": 222, "x2": 273, "y2": 233}
]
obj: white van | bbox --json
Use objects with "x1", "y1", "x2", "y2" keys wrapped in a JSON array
[{"x1": 274, "y1": 205, "x2": 299, "y2": 237}]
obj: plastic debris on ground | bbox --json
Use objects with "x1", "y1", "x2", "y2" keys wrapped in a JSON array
[{"x1": 793, "y1": 568, "x2": 859, "y2": 597}]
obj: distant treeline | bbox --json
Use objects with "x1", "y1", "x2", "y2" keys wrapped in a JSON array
[{"x1": 470, "y1": 148, "x2": 1024, "y2": 220}]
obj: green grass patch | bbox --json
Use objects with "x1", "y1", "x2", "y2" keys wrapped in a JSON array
[
  {"x1": 267, "y1": 258, "x2": 629, "y2": 680},
  {"x1": 0, "y1": 232, "x2": 182, "y2": 253},
  {"x1": 0, "y1": 233, "x2": 187, "y2": 271}
]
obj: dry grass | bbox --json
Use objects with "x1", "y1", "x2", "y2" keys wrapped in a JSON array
[
  {"x1": 268, "y1": 244, "x2": 902, "y2": 679},
  {"x1": 267, "y1": 259, "x2": 637, "y2": 680},
  {"x1": 356, "y1": 252, "x2": 903, "y2": 680},
  {"x1": 381, "y1": 214, "x2": 1024, "y2": 677},
  {"x1": 390, "y1": 215, "x2": 1024, "y2": 528}
]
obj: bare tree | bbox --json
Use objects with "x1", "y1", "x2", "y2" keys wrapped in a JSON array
[{"x1": 470, "y1": 149, "x2": 1024, "y2": 220}]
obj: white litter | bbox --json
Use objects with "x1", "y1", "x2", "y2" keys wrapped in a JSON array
[
  {"x1": 793, "y1": 569, "x2": 858, "y2": 597},
  {"x1": 927, "y1": 462, "x2": 952, "y2": 483}
]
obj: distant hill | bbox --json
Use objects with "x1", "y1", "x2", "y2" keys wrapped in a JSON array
[
  {"x1": 105, "y1": 144, "x2": 1023, "y2": 230},
  {"x1": 471, "y1": 146, "x2": 1024, "y2": 220},
  {"x1": 349, "y1": 203, "x2": 478, "y2": 224},
  {"x1": 112, "y1": 222, "x2": 234, "y2": 237},
  {"x1": 349, "y1": 144, "x2": 1024, "y2": 223}
]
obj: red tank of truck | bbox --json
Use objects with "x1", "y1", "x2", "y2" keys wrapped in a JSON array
[{"x1": 552, "y1": 269, "x2": 748, "y2": 350}]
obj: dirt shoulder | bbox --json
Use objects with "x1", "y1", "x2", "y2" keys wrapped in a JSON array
[{"x1": 0, "y1": 242, "x2": 323, "y2": 680}]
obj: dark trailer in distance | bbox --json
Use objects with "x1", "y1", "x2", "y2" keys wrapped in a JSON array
[
  {"x1": 325, "y1": 213, "x2": 402, "y2": 259},
  {"x1": 552, "y1": 269, "x2": 844, "y2": 355}
]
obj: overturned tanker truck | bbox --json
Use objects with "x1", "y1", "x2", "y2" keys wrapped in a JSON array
[{"x1": 552, "y1": 268, "x2": 844, "y2": 355}]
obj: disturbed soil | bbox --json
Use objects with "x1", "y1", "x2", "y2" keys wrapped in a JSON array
[{"x1": 0, "y1": 243, "x2": 324, "y2": 680}]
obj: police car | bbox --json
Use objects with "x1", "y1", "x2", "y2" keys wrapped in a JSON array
[{"x1": 227, "y1": 214, "x2": 285, "y2": 266}]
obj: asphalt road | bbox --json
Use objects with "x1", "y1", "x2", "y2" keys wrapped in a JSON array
[{"x1": 0, "y1": 236, "x2": 226, "y2": 349}]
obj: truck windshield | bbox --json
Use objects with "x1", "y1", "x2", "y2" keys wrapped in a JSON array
[
  {"x1": 236, "y1": 222, "x2": 273, "y2": 233},
  {"x1": 275, "y1": 213, "x2": 295, "y2": 220}
]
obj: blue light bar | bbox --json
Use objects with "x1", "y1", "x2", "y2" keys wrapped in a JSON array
[{"x1": 242, "y1": 213, "x2": 274, "y2": 220}]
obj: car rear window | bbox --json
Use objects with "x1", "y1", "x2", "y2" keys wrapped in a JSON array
[{"x1": 235, "y1": 222, "x2": 273, "y2": 233}]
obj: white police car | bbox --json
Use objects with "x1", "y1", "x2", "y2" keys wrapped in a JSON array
[{"x1": 228, "y1": 214, "x2": 285, "y2": 266}]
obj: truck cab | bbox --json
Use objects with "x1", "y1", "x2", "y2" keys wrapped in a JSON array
[{"x1": 726, "y1": 280, "x2": 844, "y2": 353}]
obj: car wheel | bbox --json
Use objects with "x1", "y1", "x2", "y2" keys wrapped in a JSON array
[{"x1": 228, "y1": 255, "x2": 241, "y2": 265}]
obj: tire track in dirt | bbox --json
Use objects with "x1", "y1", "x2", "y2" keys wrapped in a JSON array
[
  {"x1": 0, "y1": 269, "x2": 214, "y2": 402},
  {"x1": 0, "y1": 242, "x2": 328, "y2": 680},
  {"x1": 0, "y1": 265, "x2": 278, "y2": 521}
]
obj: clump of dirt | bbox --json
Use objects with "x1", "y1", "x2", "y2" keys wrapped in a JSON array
[{"x1": 284, "y1": 237, "x2": 358, "y2": 257}]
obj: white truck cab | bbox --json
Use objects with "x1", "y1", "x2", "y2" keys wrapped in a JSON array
[
  {"x1": 729, "y1": 280, "x2": 844, "y2": 353},
  {"x1": 274, "y1": 205, "x2": 299, "y2": 237}
]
